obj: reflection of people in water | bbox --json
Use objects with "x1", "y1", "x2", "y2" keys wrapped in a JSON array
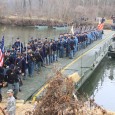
[
  {"x1": 109, "y1": 65, "x2": 114, "y2": 80},
  {"x1": 108, "y1": 45, "x2": 113, "y2": 52}
]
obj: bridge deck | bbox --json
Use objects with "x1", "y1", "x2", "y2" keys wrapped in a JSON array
[{"x1": 2, "y1": 30, "x2": 115, "y2": 102}]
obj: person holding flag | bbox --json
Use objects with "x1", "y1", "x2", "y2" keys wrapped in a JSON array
[{"x1": 0, "y1": 36, "x2": 4, "y2": 67}]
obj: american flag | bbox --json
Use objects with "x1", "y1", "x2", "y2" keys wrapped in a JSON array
[{"x1": 0, "y1": 36, "x2": 4, "y2": 67}]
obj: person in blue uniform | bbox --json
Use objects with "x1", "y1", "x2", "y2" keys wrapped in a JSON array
[
  {"x1": 27, "y1": 51, "x2": 35, "y2": 77},
  {"x1": 14, "y1": 38, "x2": 23, "y2": 52},
  {"x1": 58, "y1": 38, "x2": 64, "y2": 58},
  {"x1": 51, "y1": 40, "x2": 57, "y2": 62},
  {"x1": 73, "y1": 35, "x2": 78, "y2": 55},
  {"x1": 69, "y1": 37, "x2": 75, "y2": 59}
]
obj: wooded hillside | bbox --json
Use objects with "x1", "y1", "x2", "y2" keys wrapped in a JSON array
[{"x1": 0, "y1": 0, "x2": 114, "y2": 23}]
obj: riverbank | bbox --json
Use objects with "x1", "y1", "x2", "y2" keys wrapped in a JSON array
[
  {"x1": 0, "y1": 15, "x2": 110, "y2": 28},
  {"x1": 0, "y1": 16, "x2": 112, "y2": 30},
  {"x1": 0, "y1": 16, "x2": 68, "y2": 26}
]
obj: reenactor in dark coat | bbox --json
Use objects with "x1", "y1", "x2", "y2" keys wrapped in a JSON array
[
  {"x1": 4, "y1": 50, "x2": 15, "y2": 68},
  {"x1": 5, "y1": 64, "x2": 20, "y2": 99},
  {"x1": 14, "y1": 38, "x2": 23, "y2": 52},
  {"x1": 34, "y1": 48, "x2": 42, "y2": 72},
  {"x1": 27, "y1": 51, "x2": 35, "y2": 77}
]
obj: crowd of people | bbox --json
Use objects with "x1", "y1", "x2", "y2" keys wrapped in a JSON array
[{"x1": 0, "y1": 25, "x2": 103, "y2": 103}]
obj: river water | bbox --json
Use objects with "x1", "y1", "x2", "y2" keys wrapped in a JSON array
[
  {"x1": 79, "y1": 57, "x2": 115, "y2": 112},
  {"x1": 0, "y1": 25, "x2": 68, "y2": 47}
]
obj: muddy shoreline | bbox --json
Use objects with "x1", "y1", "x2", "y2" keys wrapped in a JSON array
[
  {"x1": 0, "y1": 16, "x2": 111, "y2": 29},
  {"x1": 0, "y1": 16, "x2": 94, "y2": 27},
  {"x1": 0, "y1": 16, "x2": 69, "y2": 27}
]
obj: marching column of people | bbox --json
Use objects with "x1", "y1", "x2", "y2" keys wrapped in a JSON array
[{"x1": 0, "y1": 26, "x2": 103, "y2": 101}]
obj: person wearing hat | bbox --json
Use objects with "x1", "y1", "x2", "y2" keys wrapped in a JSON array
[
  {"x1": 4, "y1": 50, "x2": 11, "y2": 68},
  {"x1": 73, "y1": 35, "x2": 78, "y2": 55},
  {"x1": 13, "y1": 38, "x2": 23, "y2": 53},
  {"x1": 27, "y1": 51, "x2": 35, "y2": 77},
  {"x1": 4, "y1": 89, "x2": 16, "y2": 115},
  {"x1": 5, "y1": 64, "x2": 20, "y2": 99},
  {"x1": 5, "y1": 64, "x2": 15, "y2": 90}
]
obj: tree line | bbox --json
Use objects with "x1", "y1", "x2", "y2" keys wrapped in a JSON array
[{"x1": 0, "y1": 0, "x2": 115, "y2": 23}]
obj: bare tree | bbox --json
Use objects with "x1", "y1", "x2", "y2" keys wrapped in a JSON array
[{"x1": 0, "y1": 0, "x2": 115, "y2": 23}]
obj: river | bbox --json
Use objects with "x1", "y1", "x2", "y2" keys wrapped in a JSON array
[
  {"x1": 0, "y1": 25, "x2": 68, "y2": 47},
  {"x1": 79, "y1": 56, "x2": 115, "y2": 112}
]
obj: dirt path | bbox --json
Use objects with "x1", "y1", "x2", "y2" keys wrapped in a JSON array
[{"x1": 0, "y1": 102, "x2": 33, "y2": 115}]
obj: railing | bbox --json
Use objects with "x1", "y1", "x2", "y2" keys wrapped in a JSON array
[{"x1": 76, "y1": 40, "x2": 111, "y2": 90}]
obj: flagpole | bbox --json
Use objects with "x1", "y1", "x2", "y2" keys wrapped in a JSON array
[
  {"x1": 0, "y1": 36, "x2": 4, "y2": 67},
  {"x1": 26, "y1": 43, "x2": 27, "y2": 62},
  {"x1": 70, "y1": 25, "x2": 74, "y2": 35},
  {"x1": 20, "y1": 41, "x2": 21, "y2": 53},
  {"x1": 12, "y1": 37, "x2": 13, "y2": 46}
]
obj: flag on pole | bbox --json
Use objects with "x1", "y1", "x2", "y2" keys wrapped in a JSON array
[
  {"x1": 71, "y1": 25, "x2": 74, "y2": 35},
  {"x1": 97, "y1": 23, "x2": 104, "y2": 31},
  {"x1": 0, "y1": 36, "x2": 4, "y2": 67}
]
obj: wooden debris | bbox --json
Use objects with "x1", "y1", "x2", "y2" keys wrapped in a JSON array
[{"x1": 24, "y1": 71, "x2": 114, "y2": 115}]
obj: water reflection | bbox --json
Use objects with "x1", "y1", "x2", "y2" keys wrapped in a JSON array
[
  {"x1": 79, "y1": 57, "x2": 115, "y2": 111},
  {"x1": 0, "y1": 25, "x2": 68, "y2": 46},
  {"x1": 109, "y1": 67, "x2": 114, "y2": 80}
]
